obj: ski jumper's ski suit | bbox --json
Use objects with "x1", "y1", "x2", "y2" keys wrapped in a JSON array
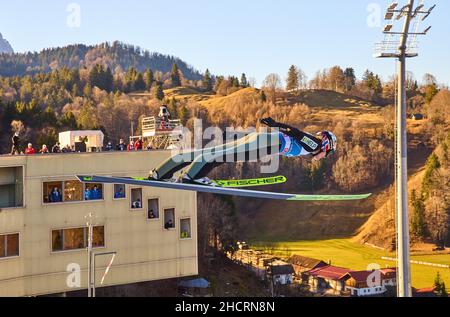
[{"x1": 151, "y1": 122, "x2": 322, "y2": 181}]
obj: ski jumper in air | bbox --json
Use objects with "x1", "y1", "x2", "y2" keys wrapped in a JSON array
[{"x1": 149, "y1": 117, "x2": 337, "y2": 183}]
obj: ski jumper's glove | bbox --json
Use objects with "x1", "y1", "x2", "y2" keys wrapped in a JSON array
[{"x1": 260, "y1": 117, "x2": 277, "y2": 127}]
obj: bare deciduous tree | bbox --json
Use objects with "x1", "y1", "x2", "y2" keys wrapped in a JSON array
[{"x1": 262, "y1": 73, "x2": 281, "y2": 104}]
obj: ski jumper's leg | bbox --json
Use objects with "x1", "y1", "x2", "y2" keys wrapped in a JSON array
[
  {"x1": 182, "y1": 132, "x2": 280, "y2": 180},
  {"x1": 151, "y1": 148, "x2": 203, "y2": 180}
]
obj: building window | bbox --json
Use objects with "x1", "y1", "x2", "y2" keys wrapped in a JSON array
[
  {"x1": 0, "y1": 233, "x2": 19, "y2": 258},
  {"x1": 164, "y1": 208, "x2": 175, "y2": 229},
  {"x1": 180, "y1": 218, "x2": 191, "y2": 239},
  {"x1": 114, "y1": 184, "x2": 126, "y2": 199},
  {"x1": 0, "y1": 167, "x2": 24, "y2": 208},
  {"x1": 44, "y1": 180, "x2": 103, "y2": 204},
  {"x1": 84, "y1": 183, "x2": 103, "y2": 201},
  {"x1": 51, "y1": 226, "x2": 105, "y2": 252},
  {"x1": 147, "y1": 198, "x2": 159, "y2": 219},
  {"x1": 64, "y1": 180, "x2": 83, "y2": 202},
  {"x1": 44, "y1": 181, "x2": 63, "y2": 203},
  {"x1": 131, "y1": 188, "x2": 143, "y2": 209}
]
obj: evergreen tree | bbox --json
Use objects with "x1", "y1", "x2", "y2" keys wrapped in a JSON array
[
  {"x1": 260, "y1": 90, "x2": 267, "y2": 102},
  {"x1": 203, "y1": 69, "x2": 212, "y2": 91},
  {"x1": 83, "y1": 83, "x2": 92, "y2": 97},
  {"x1": 144, "y1": 69, "x2": 154, "y2": 90},
  {"x1": 230, "y1": 76, "x2": 239, "y2": 88},
  {"x1": 168, "y1": 97, "x2": 178, "y2": 118},
  {"x1": 286, "y1": 65, "x2": 300, "y2": 92},
  {"x1": 422, "y1": 153, "x2": 441, "y2": 198},
  {"x1": 134, "y1": 73, "x2": 146, "y2": 91},
  {"x1": 178, "y1": 105, "x2": 188, "y2": 125},
  {"x1": 240, "y1": 73, "x2": 248, "y2": 88},
  {"x1": 363, "y1": 70, "x2": 382, "y2": 94},
  {"x1": 425, "y1": 84, "x2": 439, "y2": 103},
  {"x1": 88, "y1": 64, "x2": 113, "y2": 92},
  {"x1": 434, "y1": 272, "x2": 448, "y2": 297},
  {"x1": 125, "y1": 67, "x2": 139, "y2": 92},
  {"x1": 71, "y1": 83, "x2": 79, "y2": 98},
  {"x1": 410, "y1": 189, "x2": 427, "y2": 238},
  {"x1": 344, "y1": 67, "x2": 356, "y2": 91},
  {"x1": 171, "y1": 63, "x2": 181, "y2": 87},
  {"x1": 153, "y1": 82, "x2": 165, "y2": 100}
]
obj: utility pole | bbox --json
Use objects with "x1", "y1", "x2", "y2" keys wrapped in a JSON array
[
  {"x1": 86, "y1": 212, "x2": 94, "y2": 298},
  {"x1": 375, "y1": 0, "x2": 435, "y2": 297}
]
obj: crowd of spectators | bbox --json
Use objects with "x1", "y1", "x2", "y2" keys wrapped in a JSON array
[
  {"x1": 7, "y1": 132, "x2": 154, "y2": 156},
  {"x1": 84, "y1": 185, "x2": 102, "y2": 200}
]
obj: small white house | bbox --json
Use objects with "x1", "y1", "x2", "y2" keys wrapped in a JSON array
[
  {"x1": 267, "y1": 260, "x2": 294, "y2": 285},
  {"x1": 58, "y1": 130, "x2": 104, "y2": 152},
  {"x1": 342, "y1": 268, "x2": 397, "y2": 297}
]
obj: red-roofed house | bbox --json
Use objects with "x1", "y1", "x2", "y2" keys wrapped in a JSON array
[
  {"x1": 305, "y1": 265, "x2": 351, "y2": 294},
  {"x1": 341, "y1": 268, "x2": 397, "y2": 297},
  {"x1": 413, "y1": 287, "x2": 437, "y2": 297}
]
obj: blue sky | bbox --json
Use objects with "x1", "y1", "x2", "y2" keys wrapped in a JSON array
[{"x1": 0, "y1": 0, "x2": 448, "y2": 86}]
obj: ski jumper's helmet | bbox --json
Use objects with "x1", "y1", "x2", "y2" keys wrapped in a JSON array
[{"x1": 321, "y1": 131, "x2": 337, "y2": 157}]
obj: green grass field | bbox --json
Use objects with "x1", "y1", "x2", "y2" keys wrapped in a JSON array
[{"x1": 250, "y1": 239, "x2": 450, "y2": 290}]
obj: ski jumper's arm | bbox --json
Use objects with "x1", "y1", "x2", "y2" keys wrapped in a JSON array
[{"x1": 261, "y1": 118, "x2": 322, "y2": 153}]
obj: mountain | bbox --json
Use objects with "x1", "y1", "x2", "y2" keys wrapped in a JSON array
[
  {"x1": 0, "y1": 41, "x2": 202, "y2": 79},
  {"x1": 0, "y1": 33, "x2": 14, "y2": 54}
]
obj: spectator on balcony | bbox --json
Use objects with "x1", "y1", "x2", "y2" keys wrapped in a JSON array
[
  {"x1": 114, "y1": 187, "x2": 125, "y2": 199},
  {"x1": 105, "y1": 142, "x2": 114, "y2": 151},
  {"x1": 39, "y1": 144, "x2": 49, "y2": 154},
  {"x1": 165, "y1": 219, "x2": 174, "y2": 230},
  {"x1": 135, "y1": 138, "x2": 143, "y2": 151},
  {"x1": 127, "y1": 141, "x2": 135, "y2": 151},
  {"x1": 10, "y1": 132, "x2": 20, "y2": 155},
  {"x1": 84, "y1": 187, "x2": 92, "y2": 201},
  {"x1": 132, "y1": 198, "x2": 142, "y2": 209},
  {"x1": 52, "y1": 142, "x2": 61, "y2": 153},
  {"x1": 61, "y1": 145, "x2": 73, "y2": 153},
  {"x1": 49, "y1": 187, "x2": 62, "y2": 203},
  {"x1": 90, "y1": 185, "x2": 102, "y2": 200},
  {"x1": 25, "y1": 143, "x2": 36, "y2": 155},
  {"x1": 116, "y1": 139, "x2": 127, "y2": 151}
]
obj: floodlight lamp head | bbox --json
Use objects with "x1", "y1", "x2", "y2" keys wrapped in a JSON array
[
  {"x1": 415, "y1": 4, "x2": 425, "y2": 12},
  {"x1": 383, "y1": 24, "x2": 394, "y2": 33},
  {"x1": 388, "y1": 2, "x2": 398, "y2": 11}
]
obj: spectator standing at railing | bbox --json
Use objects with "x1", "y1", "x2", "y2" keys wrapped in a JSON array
[
  {"x1": 127, "y1": 141, "x2": 135, "y2": 151},
  {"x1": 39, "y1": 144, "x2": 49, "y2": 154},
  {"x1": 25, "y1": 143, "x2": 36, "y2": 155},
  {"x1": 61, "y1": 145, "x2": 72, "y2": 153},
  {"x1": 10, "y1": 132, "x2": 20, "y2": 155},
  {"x1": 116, "y1": 139, "x2": 127, "y2": 151},
  {"x1": 105, "y1": 142, "x2": 113, "y2": 151},
  {"x1": 52, "y1": 142, "x2": 61, "y2": 153},
  {"x1": 135, "y1": 138, "x2": 143, "y2": 151}
]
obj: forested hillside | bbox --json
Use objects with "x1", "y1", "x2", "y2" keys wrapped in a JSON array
[{"x1": 0, "y1": 42, "x2": 202, "y2": 80}]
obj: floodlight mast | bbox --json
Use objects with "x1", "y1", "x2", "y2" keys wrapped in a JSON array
[{"x1": 375, "y1": 0, "x2": 434, "y2": 298}]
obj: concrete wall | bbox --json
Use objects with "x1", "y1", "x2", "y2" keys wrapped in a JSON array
[{"x1": 0, "y1": 151, "x2": 198, "y2": 296}]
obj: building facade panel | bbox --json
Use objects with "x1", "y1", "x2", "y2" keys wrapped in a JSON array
[{"x1": 0, "y1": 151, "x2": 198, "y2": 296}]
